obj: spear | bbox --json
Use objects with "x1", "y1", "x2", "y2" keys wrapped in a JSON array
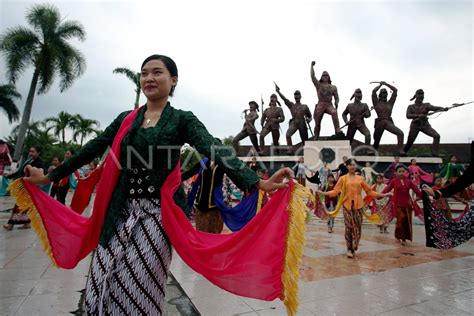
[
  {"x1": 340, "y1": 106, "x2": 375, "y2": 129},
  {"x1": 414, "y1": 101, "x2": 473, "y2": 121},
  {"x1": 370, "y1": 81, "x2": 396, "y2": 84}
]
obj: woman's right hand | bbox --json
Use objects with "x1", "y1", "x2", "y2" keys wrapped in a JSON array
[{"x1": 23, "y1": 166, "x2": 50, "y2": 185}]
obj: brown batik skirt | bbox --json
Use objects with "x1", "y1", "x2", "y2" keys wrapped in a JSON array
[
  {"x1": 194, "y1": 207, "x2": 224, "y2": 234},
  {"x1": 395, "y1": 207, "x2": 413, "y2": 241}
]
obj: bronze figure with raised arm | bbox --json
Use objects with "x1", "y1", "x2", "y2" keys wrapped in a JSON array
[
  {"x1": 371, "y1": 81, "x2": 405, "y2": 155},
  {"x1": 310, "y1": 61, "x2": 341, "y2": 139},
  {"x1": 275, "y1": 82, "x2": 311, "y2": 153}
]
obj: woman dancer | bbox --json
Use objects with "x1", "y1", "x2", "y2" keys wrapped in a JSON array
[
  {"x1": 382, "y1": 165, "x2": 422, "y2": 245},
  {"x1": 408, "y1": 158, "x2": 433, "y2": 187},
  {"x1": 317, "y1": 159, "x2": 391, "y2": 258},
  {"x1": 440, "y1": 155, "x2": 464, "y2": 184},
  {"x1": 24, "y1": 55, "x2": 293, "y2": 314},
  {"x1": 321, "y1": 174, "x2": 337, "y2": 233},
  {"x1": 3, "y1": 146, "x2": 46, "y2": 230},
  {"x1": 423, "y1": 144, "x2": 473, "y2": 250},
  {"x1": 361, "y1": 161, "x2": 379, "y2": 186},
  {"x1": 370, "y1": 174, "x2": 390, "y2": 233}
]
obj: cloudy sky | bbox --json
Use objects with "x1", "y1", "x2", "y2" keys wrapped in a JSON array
[{"x1": 1, "y1": 0, "x2": 473, "y2": 147}]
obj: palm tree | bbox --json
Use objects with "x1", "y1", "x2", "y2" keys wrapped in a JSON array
[
  {"x1": 113, "y1": 67, "x2": 141, "y2": 109},
  {"x1": 0, "y1": 84, "x2": 21, "y2": 123},
  {"x1": 222, "y1": 136, "x2": 235, "y2": 147},
  {"x1": 45, "y1": 111, "x2": 78, "y2": 147},
  {"x1": 72, "y1": 114, "x2": 100, "y2": 146},
  {"x1": 7, "y1": 120, "x2": 57, "y2": 158},
  {"x1": 7, "y1": 120, "x2": 43, "y2": 145},
  {"x1": 0, "y1": 3, "x2": 86, "y2": 160}
]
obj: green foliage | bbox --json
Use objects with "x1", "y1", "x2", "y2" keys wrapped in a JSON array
[
  {"x1": 222, "y1": 135, "x2": 235, "y2": 147},
  {"x1": 113, "y1": 67, "x2": 140, "y2": 91},
  {"x1": 6, "y1": 111, "x2": 99, "y2": 163},
  {"x1": 45, "y1": 111, "x2": 78, "y2": 147},
  {"x1": 0, "y1": 3, "x2": 86, "y2": 159},
  {"x1": 113, "y1": 67, "x2": 141, "y2": 108},
  {"x1": 72, "y1": 114, "x2": 100, "y2": 146},
  {"x1": 0, "y1": 3, "x2": 86, "y2": 92},
  {"x1": 0, "y1": 84, "x2": 21, "y2": 123}
]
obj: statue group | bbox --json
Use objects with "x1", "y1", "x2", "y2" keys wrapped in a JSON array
[{"x1": 232, "y1": 61, "x2": 458, "y2": 157}]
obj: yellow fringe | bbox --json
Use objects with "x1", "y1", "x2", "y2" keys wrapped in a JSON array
[
  {"x1": 327, "y1": 177, "x2": 347, "y2": 218},
  {"x1": 282, "y1": 183, "x2": 314, "y2": 316},
  {"x1": 362, "y1": 207, "x2": 382, "y2": 225},
  {"x1": 256, "y1": 190, "x2": 264, "y2": 213},
  {"x1": 7, "y1": 179, "x2": 59, "y2": 267}
]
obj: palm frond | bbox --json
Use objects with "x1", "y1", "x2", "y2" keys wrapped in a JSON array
[
  {"x1": 37, "y1": 44, "x2": 57, "y2": 94},
  {"x1": 56, "y1": 20, "x2": 86, "y2": 41},
  {"x1": 55, "y1": 40, "x2": 86, "y2": 92},
  {"x1": 0, "y1": 26, "x2": 39, "y2": 83},
  {"x1": 113, "y1": 67, "x2": 140, "y2": 86},
  {"x1": 0, "y1": 84, "x2": 21, "y2": 123},
  {"x1": 26, "y1": 4, "x2": 60, "y2": 37}
]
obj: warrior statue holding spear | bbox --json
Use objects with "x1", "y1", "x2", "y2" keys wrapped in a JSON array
[
  {"x1": 274, "y1": 82, "x2": 312, "y2": 154},
  {"x1": 403, "y1": 89, "x2": 449, "y2": 156},
  {"x1": 341, "y1": 88, "x2": 372, "y2": 146}
]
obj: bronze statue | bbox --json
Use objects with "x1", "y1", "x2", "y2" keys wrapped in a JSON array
[
  {"x1": 372, "y1": 81, "x2": 405, "y2": 154},
  {"x1": 310, "y1": 61, "x2": 341, "y2": 139},
  {"x1": 403, "y1": 89, "x2": 448, "y2": 156},
  {"x1": 232, "y1": 101, "x2": 261, "y2": 154},
  {"x1": 342, "y1": 88, "x2": 372, "y2": 145},
  {"x1": 274, "y1": 83, "x2": 312, "y2": 153},
  {"x1": 260, "y1": 94, "x2": 285, "y2": 148}
]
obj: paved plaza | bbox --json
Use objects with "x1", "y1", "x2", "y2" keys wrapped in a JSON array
[{"x1": 1, "y1": 194, "x2": 473, "y2": 315}]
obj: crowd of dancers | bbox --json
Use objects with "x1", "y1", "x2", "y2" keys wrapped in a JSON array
[
  {"x1": 0, "y1": 54, "x2": 472, "y2": 315},
  {"x1": 289, "y1": 152, "x2": 473, "y2": 258}
]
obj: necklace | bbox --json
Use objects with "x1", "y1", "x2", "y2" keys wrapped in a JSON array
[{"x1": 144, "y1": 112, "x2": 161, "y2": 126}]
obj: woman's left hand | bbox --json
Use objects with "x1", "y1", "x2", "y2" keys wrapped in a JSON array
[{"x1": 256, "y1": 167, "x2": 294, "y2": 192}]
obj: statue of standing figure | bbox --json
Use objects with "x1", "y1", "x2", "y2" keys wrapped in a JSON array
[
  {"x1": 403, "y1": 89, "x2": 448, "y2": 156},
  {"x1": 310, "y1": 61, "x2": 341, "y2": 139},
  {"x1": 372, "y1": 81, "x2": 405, "y2": 155},
  {"x1": 342, "y1": 88, "x2": 372, "y2": 146},
  {"x1": 274, "y1": 83, "x2": 312, "y2": 154},
  {"x1": 232, "y1": 101, "x2": 261, "y2": 154},
  {"x1": 259, "y1": 94, "x2": 285, "y2": 148}
]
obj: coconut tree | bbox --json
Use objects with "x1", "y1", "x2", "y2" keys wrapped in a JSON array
[
  {"x1": 72, "y1": 114, "x2": 100, "y2": 146},
  {"x1": 113, "y1": 67, "x2": 141, "y2": 109},
  {"x1": 0, "y1": 84, "x2": 21, "y2": 123},
  {"x1": 45, "y1": 111, "x2": 78, "y2": 147},
  {"x1": 0, "y1": 3, "x2": 86, "y2": 160},
  {"x1": 222, "y1": 136, "x2": 235, "y2": 147},
  {"x1": 7, "y1": 120, "x2": 57, "y2": 158},
  {"x1": 9, "y1": 120, "x2": 44, "y2": 141}
]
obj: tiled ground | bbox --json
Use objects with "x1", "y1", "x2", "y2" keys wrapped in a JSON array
[
  {"x1": 2, "y1": 193, "x2": 473, "y2": 315},
  {"x1": 0, "y1": 193, "x2": 198, "y2": 315},
  {"x1": 171, "y1": 217, "x2": 474, "y2": 315}
]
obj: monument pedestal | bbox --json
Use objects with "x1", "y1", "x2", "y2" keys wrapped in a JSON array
[{"x1": 303, "y1": 140, "x2": 351, "y2": 171}]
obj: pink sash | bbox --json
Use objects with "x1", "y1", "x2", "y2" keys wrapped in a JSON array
[{"x1": 9, "y1": 107, "x2": 308, "y2": 315}]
